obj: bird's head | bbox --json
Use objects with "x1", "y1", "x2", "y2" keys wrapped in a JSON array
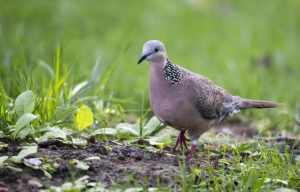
[{"x1": 138, "y1": 40, "x2": 167, "y2": 64}]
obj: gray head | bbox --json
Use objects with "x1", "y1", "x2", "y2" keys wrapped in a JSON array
[{"x1": 138, "y1": 40, "x2": 167, "y2": 64}]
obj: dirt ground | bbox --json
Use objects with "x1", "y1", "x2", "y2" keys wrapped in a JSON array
[
  {"x1": 0, "y1": 126, "x2": 299, "y2": 192},
  {"x1": 0, "y1": 138, "x2": 194, "y2": 192}
]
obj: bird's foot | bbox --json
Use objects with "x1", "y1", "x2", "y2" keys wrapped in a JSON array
[
  {"x1": 186, "y1": 141, "x2": 197, "y2": 161},
  {"x1": 173, "y1": 131, "x2": 188, "y2": 152}
]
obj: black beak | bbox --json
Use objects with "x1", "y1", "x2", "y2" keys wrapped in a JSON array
[{"x1": 137, "y1": 52, "x2": 153, "y2": 64}]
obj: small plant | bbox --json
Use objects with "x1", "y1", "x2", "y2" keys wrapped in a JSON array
[{"x1": 5, "y1": 90, "x2": 39, "y2": 140}]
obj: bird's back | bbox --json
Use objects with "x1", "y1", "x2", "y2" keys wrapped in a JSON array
[
  {"x1": 150, "y1": 60, "x2": 238, "y2": 131},
  {"x1": 182, "y1": 67, "x2": 241, "y2": 121}
]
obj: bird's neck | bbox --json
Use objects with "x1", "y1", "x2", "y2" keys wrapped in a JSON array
[
  {"x1": 150, "y1": 57, "x2": 167, "y2": 78},
  {"x1": 150, "y1": 58, "x2": 183, "y2": 85},
  {"x1": 163, "y1": 59, "x2": 183, "y2": 84},
  {"x1": 150, "y1": 58, "x2": 169, "y2": 92}
]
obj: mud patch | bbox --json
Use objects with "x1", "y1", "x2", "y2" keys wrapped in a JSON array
[
  {"x1": 0, "y1": 140, "x2": 184, "y2": 191},
  {"x1": 0, "y1": 136, "x2": 299, "y2": 191}
]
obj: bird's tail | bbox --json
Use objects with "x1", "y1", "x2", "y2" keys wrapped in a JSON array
[{"x1": 239, "y1": 99, "x2": 278, "y2": 109}]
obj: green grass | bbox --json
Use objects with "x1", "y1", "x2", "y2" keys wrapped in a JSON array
[
  {"x1": 0, "y1": 0, "x2": 300, "y2": 191},
  {"x1": 178, "y1": 140, "x2": 300, "y2": 191},
  {"x1": 1, "y1": 0, "x2": 300, "y2": 133}
]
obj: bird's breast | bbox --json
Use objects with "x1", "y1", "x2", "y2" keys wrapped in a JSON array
[
  {"x1": 149, "y1": 65, "x2": 177, "y2": 122},
  {"x1": 149, "y1": 70, "x2": 195, "y2": 129}
]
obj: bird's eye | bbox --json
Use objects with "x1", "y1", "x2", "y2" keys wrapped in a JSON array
[{"x1": 154, "y1": 48, "x2": 159, "y2": 52}]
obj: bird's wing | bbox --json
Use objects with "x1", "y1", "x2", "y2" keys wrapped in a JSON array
[{"x1": 184, "y1": 70, "x2": 233, "y2": 120}]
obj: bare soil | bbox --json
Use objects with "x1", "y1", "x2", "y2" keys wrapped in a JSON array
[
  {"x1": 0, "y1": 139, "x2": 188, "y2": 192},
  {"x1": 0, "y1": 133, "x2": 299, "y2": 192}
]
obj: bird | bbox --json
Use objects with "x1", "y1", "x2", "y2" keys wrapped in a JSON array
[{"x1": 138, "y1": 40, "x2": 277, "y2": 158}]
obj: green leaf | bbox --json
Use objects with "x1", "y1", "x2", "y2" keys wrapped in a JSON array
[
  {"x1": 143, "y1": 116, "x2": 162, "y2": 136},
  {"x1": 91, "y1": 128, "x2": 117, "y2": 136},
  {"x1": 13, "y1": 113, "x2": 38, "y2": 138},
  {"x1": 264, "y1": 178, "x2": 288, "y2": 185},
  {"x1": 37, "y1": 127, "x2": 69, "y2": 143},
  {"x1": 116, "y1": 123, "x2": 139, "y2": 136},
  {"x1": 14, "y1": 90, "x2": 35, "y2": 116},
  {"x1": 0, "y1": 156, "x2": 9, "y2": 167},
  {"x1": 53, "y1": 106, "x2": 76, "y2": 123},
  {"x1": 17, "y1": 127, "x2": 33, "y2": 140},
  {"x1": 10, "y1": 145, "x2": 38, "y2": 163},
  {"x1": 69, "y1": 81, "x2": 89, "y2": 100},
  {"x1": 70, "y1": 137, "x2": 88, "y2": 147},
  {"x1": 146, "y1": 127, "x2": 175, "y2": 148},
  {"x1": 274, "y1": 188, "x2": 297, "y2": 192}
]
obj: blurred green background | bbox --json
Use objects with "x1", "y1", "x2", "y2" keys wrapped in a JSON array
[{"x1": 0, "y1": 0, "x2": 299, "y2": 132}]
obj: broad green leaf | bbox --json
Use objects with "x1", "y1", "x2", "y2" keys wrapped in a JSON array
[
  {"x1": 116, "y1": 123, "x2": 139, "y2": 136},
  {"x1": 53, "y1": 106, "x2": 76, "y2": 123},
  {"x1": 0, "y1": 156, "x2": 9, "y2": 167},
  {"x1": 14, "y1": 90, "x2": 35, "y2": 116},
  {"x1": 10, "y1": 145, "x2": 38, "y2": 163},
  {"x1": 70, "y1": 137, "x2": 88, "y2": 147},
  {"x1": 91, "y1": 128, "x2": 117, "y2": 136},
  {"x1": 274, "y1": 188, "x2": 297, "y2": 192},
  {"x1": 146, "y1": 127, "x2": 175, "y2": 148},
  {"x1": 143, "y1": 116, "x2": 162, "y2": 136},
  {"x1": 37, "y1": 127, "x2": 68, "y2": 143},
  {"x1": 15, "y1": 113, "x2": 37, "y2": 129},
  {"x1": 13, "y1": 113, "x2": 38, "y2": 138},
  {"x1": 147, "y1": 136, "x2": 172, "y2": 148},
  {"x1": 75, "y1": 104, "x2": 94, "y2": 131},
  {"x1": 5, "y1": 165, "x2": 23, "y2": 172},
  {"x1": 264, "y1": 178, "x2": 288, "y2": 185},
  {"x1": 17, "y1": 127, "x2": 33, "y2": 140}
]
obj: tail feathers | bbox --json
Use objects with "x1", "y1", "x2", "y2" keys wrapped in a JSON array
[{"x1": 239, "y1": 99, "x2": 278, "y2": 109}]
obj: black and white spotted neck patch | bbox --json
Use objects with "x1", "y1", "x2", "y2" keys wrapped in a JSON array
[{"x1": 163, "y1": 59, "x2": 183, "y2": 84}]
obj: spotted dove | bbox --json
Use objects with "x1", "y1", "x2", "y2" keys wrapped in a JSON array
[{"x1": 138, "y1": 40, "x2": 277, "y2": 156}]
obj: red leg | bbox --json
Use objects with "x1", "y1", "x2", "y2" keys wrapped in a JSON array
[
  {"x1": 186, "y1": 140, "x2": 197, "y2": 160},
  {"x1": 173, "y1": 131, "x2": 188, "y2": 152},
  {"x1": 181, "y1": 133, "x2": 188, "y2": 150},
  {"x1": 173, "y1": 133, "x2": 181, "y2": 151}
]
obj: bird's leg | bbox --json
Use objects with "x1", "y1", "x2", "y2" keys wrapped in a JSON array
[
  {"x1": 173, "y1": 134, "x2": 181, "y2": 151},
  {"x1": 181, "y1": 132, "x2": 188, "y2": 150},
  {"x1": 173, "y1": 130, "x2": 187, "y2": 152},
  {"x1": 186, "y1": 140, "x2": 198, "y2": 160}
]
